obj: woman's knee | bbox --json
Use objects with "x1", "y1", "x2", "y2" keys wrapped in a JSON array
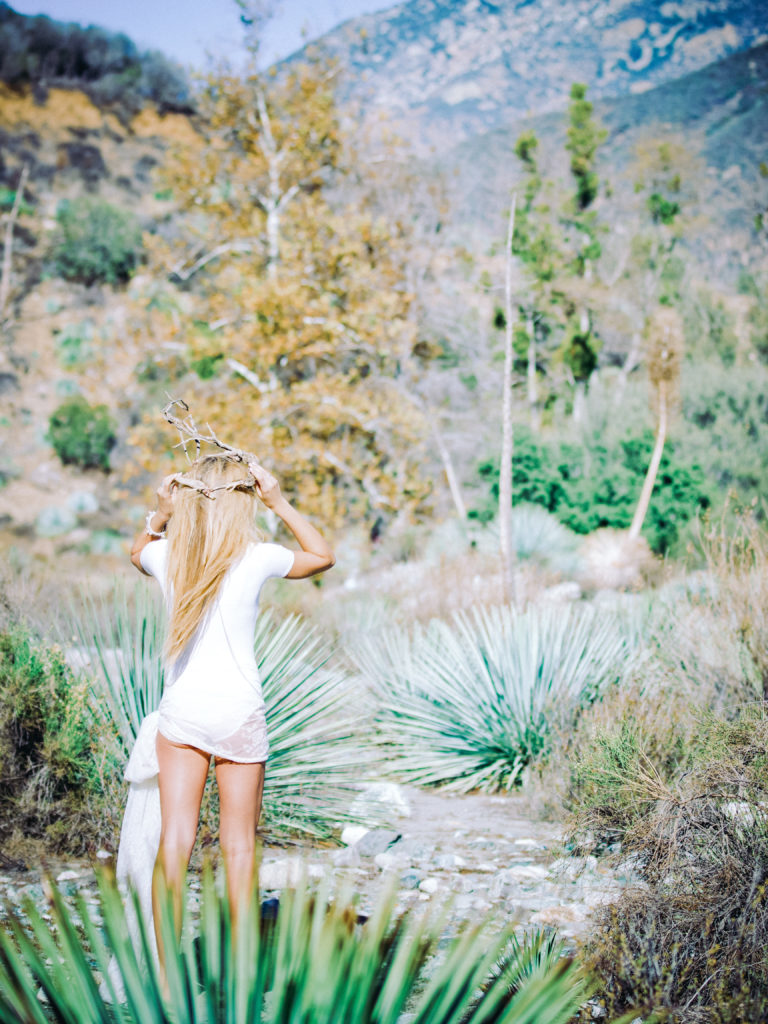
[
  {"x1": 158, "y1": 825, "x2": 197, "y2": 866},
  {"x1": 219, "y1": 830, "x2": 255, "y2": 862}
]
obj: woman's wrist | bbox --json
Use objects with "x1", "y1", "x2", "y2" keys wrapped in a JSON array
[{"x1": 145, "y1": 509, "x2": 170, "y2": 537}]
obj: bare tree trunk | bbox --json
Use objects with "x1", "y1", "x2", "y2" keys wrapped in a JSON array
[
  {"x1": 431, "y1": 420, "x2": 466, "y2": 519},
  {"x1": 629, "y1": 381, "x2": 668, "y2": 541},
  {"x1": 0, "y1": 164, "x2": 29, "y2": 320},
  {"x1": 526, "y1": 309, "x2": 540, "y2": 431},
  {"x1": 613, "y1": 330, "x2": 642, "y2": 407},
  {"x1": 499, "y1": 196, "x2": 517, "y2": 605}
]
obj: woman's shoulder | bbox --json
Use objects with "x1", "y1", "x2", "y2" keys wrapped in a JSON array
[{"x1": 244, "y1": 540, "x2": 294, "y2": 578}]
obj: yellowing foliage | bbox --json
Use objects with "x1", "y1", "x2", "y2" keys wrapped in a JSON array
[
  {"x1": 128, "y1": 58, "x2": 431, "y2": 530},
  {"x1": 130, "y1": 107, "x2": 199, "y2": 146},
  {"x1": 0, "y1": 86, "x2": 120, "y2": 135}
]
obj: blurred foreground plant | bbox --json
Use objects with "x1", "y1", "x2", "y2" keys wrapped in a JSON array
[
  {"x1": 0, "y1": 867, "x2": 589, "y2": 1024},
  {"x1": 68, "y1": 587, "x2": 365, "y2": 839},
  {"x1": 354, "y1": 603, "x2": 634, "y2": 792}
]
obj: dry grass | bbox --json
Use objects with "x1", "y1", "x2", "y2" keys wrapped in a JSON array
[{"x1": 584, "y1": 711, "x2": 768, "y2": 1023}]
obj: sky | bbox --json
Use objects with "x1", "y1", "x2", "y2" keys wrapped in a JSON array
[{"x1": 8, "y1": 0, "x2": 397, "y2": 68}]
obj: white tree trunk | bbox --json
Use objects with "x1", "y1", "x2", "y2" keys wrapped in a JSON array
[
  {"x1": 431, "y1": 420, "x2": 466, "y2": 519},
  {"x1": 0, "y1": 164, "x2": 29, "y2": 320},
  {"x1": 499, "y1": 196, "x2": 517, "y2": 605},
  {"x1": 629, "y1": 381, "x2": 668, "y2": 541}
]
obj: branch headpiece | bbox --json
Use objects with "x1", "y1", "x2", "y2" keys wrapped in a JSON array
[{"x1": 162, "y1": 398, "x2": 259, "y2": 499}]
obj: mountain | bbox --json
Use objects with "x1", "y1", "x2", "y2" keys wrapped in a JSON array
[
  {"x1": 443, "y1": 38, "x2": 768, "y2": 264},
  {"x1": 295, "y1": 0, "x2": 768, "y2": 149}
]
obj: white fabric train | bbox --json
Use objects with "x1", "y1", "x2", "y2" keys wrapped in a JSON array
[{"x1": 104, "y1": 711, "x2": 161, "y2": 1001}]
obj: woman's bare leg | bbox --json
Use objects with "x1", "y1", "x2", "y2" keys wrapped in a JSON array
[
  {"x1": 154, "y1": 733, "x2": 210, "y2": 966},
  {"x1": 214, "y1": 758, "x2": 265, "y2": 931}
]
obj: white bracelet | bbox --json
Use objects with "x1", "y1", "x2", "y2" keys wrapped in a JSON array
[{"x1": 144, "y1": 510, "x2": 167, "y2": 538}]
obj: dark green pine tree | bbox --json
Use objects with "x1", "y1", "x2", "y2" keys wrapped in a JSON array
[{"x1": 558, "y1": 83, "x2": 607, "y2": 405}]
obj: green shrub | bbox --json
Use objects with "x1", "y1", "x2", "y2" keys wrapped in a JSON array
[
  {"x1": 0, "y1": 628, "x2": 117, "y2": 855},
  {"x1": 470, "y1": 426, "x2": 710, "y2": 554},
  {"x1": 52, "y1": 196, "x2": 142, "y2": 285},
  {"x1": 47, "y1": 396, "x2": 117, "y2": 471}
]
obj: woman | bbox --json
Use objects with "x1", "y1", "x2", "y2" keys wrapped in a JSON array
[{"x1": 129, "y1": 454, "x2": 334, "y2": 955}]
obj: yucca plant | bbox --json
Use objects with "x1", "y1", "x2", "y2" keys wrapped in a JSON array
[
  {"x1": 0, "y1": 867, "x2": 589, "y2": 1023},
  {"x1": 66, "y1": 586, "x2": 368, "y2": 838},
  {"x1": 354, "y1": 602, "x2": 634, "y2": 792}
]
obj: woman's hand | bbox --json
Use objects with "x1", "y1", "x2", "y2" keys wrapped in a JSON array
[
  {"x1": 156, "y1": 474, "x2": 178, "y2": 518},
  {"x1": 248, "y1": 461, "x2": 283, "y2": 510}
]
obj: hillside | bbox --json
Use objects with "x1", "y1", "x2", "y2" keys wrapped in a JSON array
[
  {"x1": 294, "y1": 0, "x2": 768, "y2": 149},
  {"x1": 442, "y1": 39, "x2": 768, "y2": 279},
  {"x1": 0, "y1": 3, "x2": 765, "y2": 589}
]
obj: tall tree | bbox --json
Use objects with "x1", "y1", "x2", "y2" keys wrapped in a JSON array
[
  {"x1": 131, "y1": 57, "x2": 431, "y2": 530},
  {"x1": 512, "y1": 131, "x2": 560, "y2": 430},
  {"x1": 557, "y1": 83, "x2": 606, "y2": 416}
]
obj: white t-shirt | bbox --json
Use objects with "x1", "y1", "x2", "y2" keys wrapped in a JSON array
[{"x1": 140, "y1": 538, "x2": 294, "y2": 762}]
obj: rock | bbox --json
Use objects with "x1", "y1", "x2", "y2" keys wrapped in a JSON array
[
  {"x1": 513, "y1": 838, "x2": 544, "y2": 850},
  {"x1": 394, "y1": 838, "x2": 435, "y2": 863},
  {"x1": 332, "y1": 845, "x2": 361, "y2": 867},
  {"x1": 341, "y1": 825, "x2": 369, "y2": 846},
  {"x1": 374, "y1": 850, "x2": 409, "y2": 871},
  {"x1": 355, "y1": 828, "x2": 402, "y2": 857},
  {"x1": 95, "y1": 849, "x2": 112, "y2": 861},
  {"x1": 475, "y1": 861, "x2": 498, "y2": 873},
  {"x1": 259, "y1": 858, "x2": 325, "y2": 890},
  {"x1": 502, "y1": 864, "x2": 549, "y2": 882},
  {"x1": 350, "y1": 782, "x2": 412, "y2": 820},
  {"x1": 419, "y1": 877, "x2": 439, "y2": 894},
  {"x1": 399, "y1": 870, "x2": 422, "y2": 890},
  {"x1": 529, "y1": 904, "x2": 590, "y2": 927},
  {"x1": 56, "y1": 870, "x2": 80, "y2": 882},
  {"x1": 434, "y1": 853, "x2": 466, "y2": 869},
  {"x1": 549, "y1": 856, "x2": 598, "y2": 881}
]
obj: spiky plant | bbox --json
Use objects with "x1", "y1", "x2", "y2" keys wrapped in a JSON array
[
  {"x1": 0, "y1": 868, "x2": 589, "y2": 1024},
  {"x1": 66, "y1": 586, "x2": 367, "y2": 838},
  {"x1": 354, "y1": 602, "x2": 634, "y2": 791}
]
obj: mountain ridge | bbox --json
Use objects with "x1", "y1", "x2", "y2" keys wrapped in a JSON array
[{"x1": 292, "y1": 0, "x2": 768, "y2": 150}]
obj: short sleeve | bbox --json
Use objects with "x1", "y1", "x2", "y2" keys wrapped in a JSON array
[
  {"x1": 259, "y1": 542, "x2": 294, "y2": 579},
  {"x1": 140, "y1": 538, "x2": 168, "y2": 580}
]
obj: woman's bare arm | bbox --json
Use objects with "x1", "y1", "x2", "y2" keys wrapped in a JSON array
[
  {"x1": 249, "y1": 463, "x2": 335, "y2": 579},
  {"x1": 130, "y1": 476, "x2": 176, "y2": 574}
]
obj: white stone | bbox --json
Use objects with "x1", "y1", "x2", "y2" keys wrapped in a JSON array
[
  {"x1": 341, "y1": 825, "x2": 370, "y2": 846},
  {"x1": 505, "y1": 864, "x2": 550, "y2": 881},
  {"x1": 513, "y1": 839, "x2": 543, "y2": 849},
  {"x1": 259, "y1": 858, "x2": 325, "y2": 890},
  {"x1": 95, "y1": 849, "x2": 112, "y2": 861},
  {"x1": 56, "y1": 870, "x2": 80, "y2": 882},
  {"x1": 419, "y1": 877, "x2": 439, "y2": 894},
  {"x1": 350, "y1": 782, "x2": 412, "y2": 820}
]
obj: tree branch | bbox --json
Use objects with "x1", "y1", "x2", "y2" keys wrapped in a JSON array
[{"x1": 0, "y1": 164, "x2": 29, "y2": 320}]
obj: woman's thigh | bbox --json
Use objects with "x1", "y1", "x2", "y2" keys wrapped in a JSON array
[
  {"x1": 214, "y1": 758, "x2": 265, "y2": 843},
  {"x1": 156, "y1": 731, "x2": 211, "y2": 843}
]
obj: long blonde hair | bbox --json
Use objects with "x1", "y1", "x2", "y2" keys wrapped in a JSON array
[{"x1": 164, "y1": 455, "x2": 261, "y2": 662}]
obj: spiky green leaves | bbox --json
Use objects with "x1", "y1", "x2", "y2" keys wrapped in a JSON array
[{"x1": 0, "y1": 868, "x2": 589, "y2": 1024}]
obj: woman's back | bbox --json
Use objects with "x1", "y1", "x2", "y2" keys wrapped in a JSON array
[{"x1": 140, "y1": 538, "x2": 294, "y2": 761}]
